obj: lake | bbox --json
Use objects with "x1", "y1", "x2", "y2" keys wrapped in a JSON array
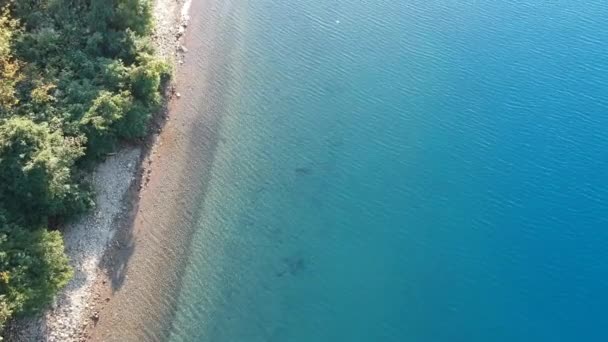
[{"x1": 157, "y1": 1, "x2": 608, "y2": 341}]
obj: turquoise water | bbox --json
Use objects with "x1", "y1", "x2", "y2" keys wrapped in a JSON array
[{"x1": 169, "y1": 1, "x2": 608, "y2": 341}]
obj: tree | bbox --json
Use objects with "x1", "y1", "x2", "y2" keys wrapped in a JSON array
[
  {"x1": 0, "y1": 8, "x2": 21, "y2": 114},
  {"x1": 0, "y1": 213, "x2": 72, "y2": 330},
  {"x1": 0, "y1": 118, "x2": 88, "y2": 225},
  {"x1": 80, "y1": 90, "x2": 133, "y2": 157}
]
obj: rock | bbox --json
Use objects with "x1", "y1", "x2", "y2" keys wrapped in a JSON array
[
  {"x1": 176, "y1": 92, "x2": 181, "y2": 99},
  {"x1": 178, "y1": 45, "x2": 188, "y2": 53}
]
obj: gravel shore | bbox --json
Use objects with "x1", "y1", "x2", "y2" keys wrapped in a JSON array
[
  {"x1": 5, "y1": 1, "x2": 190, "y2": 341},
  {"x1": 6, "y1": 148, "x2": 141, "y2": 342}
]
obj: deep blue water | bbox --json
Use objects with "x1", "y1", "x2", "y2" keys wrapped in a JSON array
[{"x1": 169, "y1": 1, "x2": 608, "y2": 340}]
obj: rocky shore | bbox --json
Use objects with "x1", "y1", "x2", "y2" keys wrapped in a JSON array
[
  {"x1": 4, "y1": 1, "x2": 191, "y2": 341},
  {"x1": 6, "y1": 148, "x2": 141, "y2": 342}
]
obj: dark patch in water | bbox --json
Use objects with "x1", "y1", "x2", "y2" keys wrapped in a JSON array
[
  {"x1": 276, "y1": 256, "x2": 306, "y2": 277},
  {"x1": 255, "y1": 186, "x2": 266, "y2": 194},
  {"x1": 295, "y1": 167, "x2": 313, "y2": 176}
]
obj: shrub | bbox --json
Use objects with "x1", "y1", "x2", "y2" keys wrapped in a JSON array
[
  {"x1": 0, "y1": 214, "x2": 72, "y2": 330},
  {"x1": 0, "y1": 8, "x2": 21, "y2": 113},
  {"x1": 80, "y1": 90, "x2": 133, "y2": 154},
  {"x1": 0, "y1": 117, "x2": 88, "y2": 225}
]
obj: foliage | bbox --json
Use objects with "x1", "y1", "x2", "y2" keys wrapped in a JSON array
[
  {"x1": 0, "y1": 213, "x2": 72, "y2": 331},
  {"x1": 0, "y1": 0, "x2": 169, "y2": 335},
  {"x1": 0, "y1": 117, "x2": 89, "y2": 225},
  {"x1": 0, "y1": 8, "x2": 21, "y2": 112}
]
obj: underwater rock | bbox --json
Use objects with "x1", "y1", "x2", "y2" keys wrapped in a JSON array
[
  {"x1": 295, "y1": 167, "x2": 312, "y2": 176},
  {"x1": 276, "y1": 256, "x2": 306, "y2": 277}
]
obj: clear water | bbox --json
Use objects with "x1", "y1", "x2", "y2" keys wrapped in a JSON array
[{"x1": 168, "y1": 1, "x2": 608, "y2": 341}]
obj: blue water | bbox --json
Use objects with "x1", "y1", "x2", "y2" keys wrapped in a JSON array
[{"x1": 169, "y1": 1, "x2": 608, "y2": 341}]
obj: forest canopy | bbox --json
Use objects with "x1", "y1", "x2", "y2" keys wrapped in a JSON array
[{"x1": 0, "y1": 0, "x2": 168, "y2": 333}]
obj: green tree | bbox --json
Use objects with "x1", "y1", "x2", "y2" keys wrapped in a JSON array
[
  {"x1": 0, "y1": 8, "x2": 21, "y2": 114},
  {"x1": 80, "y1": 90, "x2": 133, "y2": 157},
  {"x1": 0, "y1": 118, "x2": 88, "y2": 224},
  {"x1": 0, "y1": 213, "x2": 72, "y2": 330}
]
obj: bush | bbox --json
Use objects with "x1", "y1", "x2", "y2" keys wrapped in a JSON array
[
  {"x1": 0, "y1": 214, "x2": 72, "y2": 330},
  {"x1": 0, "y1": 8, "x2": 21, "y2": 113},
  {"x1": 0, "y1": 117, "x2": 89, "y2": 225},
  {"x1": 80, "y1": 90, "x2": 133, "y2": 158}
]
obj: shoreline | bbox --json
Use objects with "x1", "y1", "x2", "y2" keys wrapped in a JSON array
[
  {"x1": 86, "y1": 0, "x2": 236, "y2": 338},
  {"x1": 5, "y1": 1, "x2": 191, "y2": 341}
]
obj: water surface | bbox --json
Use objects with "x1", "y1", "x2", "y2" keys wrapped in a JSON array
[{"x1": 167, "y1": 1, "x2": 608, "y2": 341}]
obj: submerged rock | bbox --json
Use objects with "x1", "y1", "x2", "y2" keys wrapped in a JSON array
[
  {"x1": 295, "y1": 167, "x2": 312, "y2": 175},
  {"x1": 276, "y1": 256, "x2": 306, "y2": 277}
]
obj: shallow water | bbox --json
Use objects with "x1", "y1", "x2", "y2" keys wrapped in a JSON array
[{"x1": 162, "y1": 0, "x2": 608, "y2": 341}]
